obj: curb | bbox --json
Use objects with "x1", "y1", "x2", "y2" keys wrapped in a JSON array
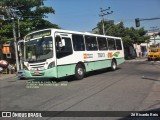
[
  {"x1": 125, "y1": 59, "x2": 147, "y2": 62},
  {"x1": 0, "y1": 74, "x2": 16, "y2": 80}
]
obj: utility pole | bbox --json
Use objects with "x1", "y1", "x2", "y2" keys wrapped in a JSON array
[
  {"x1": 12, "y1": 17, "x2": 20, "y2": 71},
  {"x1": 17, "y1": 17, "x2": 23, "y2": 69},
  {"x1": 0, "y1": 6, "x2": 20, "y2": 71},
  {"x1": 99, "y1": 7, "x2": 113, "y2": 35},
  {"x1": 0, "y1": 1, "x2": 22, "y2": 71}
]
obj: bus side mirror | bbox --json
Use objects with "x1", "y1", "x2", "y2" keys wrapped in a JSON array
[
  {"x1": 59, "y1": 39, "x2": 65, "y2": 47},
  {"x1": 61, "y1": 39, "x2": 65, "y2": 47}
]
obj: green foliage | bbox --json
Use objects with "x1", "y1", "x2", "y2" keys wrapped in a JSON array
[
  {"x1": 0, "y1": 0, "x2": 60, "y2": 42},
  {"x1": 96, "y1": 20, "x2": 149, "y2": 44}
]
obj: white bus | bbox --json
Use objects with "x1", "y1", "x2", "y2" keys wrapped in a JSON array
[{"x1": 23, "y1": 28, "x2": 124, "y2": 80}]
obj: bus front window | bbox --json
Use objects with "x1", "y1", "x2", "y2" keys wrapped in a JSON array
[{"x1": 25, "y1": 37, "x2": 53, "y2": 63}]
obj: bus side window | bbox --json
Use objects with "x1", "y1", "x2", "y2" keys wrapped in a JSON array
[
  {"x1": 62, "y1": 37, "x2": 72, "y2": 52},
  {"x1": 108, "y1": 38, "x2": 116, "y2": 50},
  {"x1": 72, "y1": 34, "x2": 85, "y2": 51},
  {"x1": 85, "y1": 36, "x2": 98, "y2": 51},
  {"x1": 97, "y1": 37, "x2": 108, "y2": 50},
  {"x1": 115, "y1": 39, "x2": 122, "y2": 50}
]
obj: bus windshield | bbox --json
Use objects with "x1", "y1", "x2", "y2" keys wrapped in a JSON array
[{"x1": 25, "y1": 37, "x2": 53, "y2": 63}]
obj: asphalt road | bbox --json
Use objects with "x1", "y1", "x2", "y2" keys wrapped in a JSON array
[{"x1": 0, "y1": 60, "x2": 160, "y2": 120}]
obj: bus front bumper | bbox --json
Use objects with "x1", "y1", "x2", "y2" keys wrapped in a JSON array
[{"x1": 24, "y1": 67, "x2": 57, "y2": 79}]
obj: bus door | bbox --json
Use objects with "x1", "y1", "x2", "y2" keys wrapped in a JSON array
[{"x1": 55, "y1": 33, "x2": 73, "y2": 77}]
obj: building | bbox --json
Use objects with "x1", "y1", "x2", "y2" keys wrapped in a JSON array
[
  {"x1": 147, "y1": 31, "x2": 160, "y2": 46},
  {"x1": 134, "y1": 31, "x2": 160, "y2": 57}
]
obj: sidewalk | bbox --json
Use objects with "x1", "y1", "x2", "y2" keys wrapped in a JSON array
[{"x1": 0, "y1": 73, "x2": 16, "y2": 80}]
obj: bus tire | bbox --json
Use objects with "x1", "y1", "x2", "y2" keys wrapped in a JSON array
[
  {"x1": 111, "y1": 60, "x2": 117, "y2": 71},
  {"x1": 75, "y1": 64, "x2": 85, "y2": 80}
]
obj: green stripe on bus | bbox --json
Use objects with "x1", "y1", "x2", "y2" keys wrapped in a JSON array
[
  {"x1": 25, "y1": 58, "x2": 124, "y2": 78},
  {"x1": 116, "y1": 58, "x2": 125, "y2": 65},
  {"x1": 57, "y1": 64, "x2": 76, "y2": 77},
  {"x1": 85, "y1": 59, "x2": 111, "y2": 72},
  {"x1": 25, "y1": 67, "x2": 57, "y2": 78}
]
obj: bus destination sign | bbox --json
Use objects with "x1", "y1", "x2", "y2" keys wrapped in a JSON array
[{"x1": 25, "y1": 30, "x2": 51, "y2": 41}]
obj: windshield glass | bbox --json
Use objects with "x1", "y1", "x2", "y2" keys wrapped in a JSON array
[
  {"x1": 25, "y1": 37, "x2": 53, "y2": 63},
  {"x1": 150, "y1": 49, "x2": 159, "y2": 52}
]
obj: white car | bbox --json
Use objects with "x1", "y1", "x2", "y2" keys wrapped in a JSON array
[{"x1": 16, "y1": 69, "x2": 26, "y2": 79}]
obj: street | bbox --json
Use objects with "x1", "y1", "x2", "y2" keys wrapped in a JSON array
[{"x1": 0, "y1": 60, "x2": 160, "y2": 119}]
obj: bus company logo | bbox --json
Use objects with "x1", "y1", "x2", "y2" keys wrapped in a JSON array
[
  {"x1": 113, "y1": 52, "x2": 120, "y2": 57},
  {"x1": 2, "y1": 112, "x2": 11, "y2": 117},
  {"x1": 107, "y1": 52, "x2": 112, "y2": 58},
  {"x1": 108, "y1": 52, "x2": 120, "y2": 58},
  {"x1": 83, "y1": 53, "x2": 93, "y2": 59},
  {"x1": 1, "y1": 112, "x2": 42, "y2": 118}
]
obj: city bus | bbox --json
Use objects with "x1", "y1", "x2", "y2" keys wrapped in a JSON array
[{"x1": 23, "y1": 28, "x2": 124, "y2": 80}]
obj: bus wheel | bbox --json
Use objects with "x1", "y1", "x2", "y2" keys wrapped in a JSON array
[
  {"x1": 75, "y1": 64, "x2": 85, "y2": 80},
  {"x1": 111, "y1": 60, "x2": 117, "y2": 71}
]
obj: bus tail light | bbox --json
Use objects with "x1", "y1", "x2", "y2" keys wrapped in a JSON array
[{"x1": 48, "y1": 61, "x2": 55, "y2": 69}]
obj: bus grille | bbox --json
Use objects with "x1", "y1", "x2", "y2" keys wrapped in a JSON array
[{"x1": 29, "y1": 63, "x2": 46, "y2": 71}]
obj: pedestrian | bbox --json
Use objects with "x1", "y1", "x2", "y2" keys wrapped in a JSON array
[
  {"x1": 7, "y1": 64, "x2": 12, "y2": 74},
  {"x1": 11, "y1": 64, "x2": 15, "y2": 74}
]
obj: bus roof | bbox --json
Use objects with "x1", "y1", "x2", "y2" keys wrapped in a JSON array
[{"x1": 24, "y1": 28, "x2": 122, "y2": 40}]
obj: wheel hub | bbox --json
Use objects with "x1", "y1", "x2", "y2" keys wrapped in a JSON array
[
  {"x1": 113, "y1": 62, "x2": 116, "y2": 69},
  {"x1": 78, "y1": 68, "x2": 83, "y2": 75}
]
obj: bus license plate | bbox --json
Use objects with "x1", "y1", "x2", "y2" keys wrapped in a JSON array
[{"x1": 34, "y1": 71, "x2": 40, "y2": 75}]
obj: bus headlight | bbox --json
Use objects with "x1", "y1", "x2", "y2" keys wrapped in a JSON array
[{"x1": 48, "y1": 61, "x2": 55, "y2": 69}]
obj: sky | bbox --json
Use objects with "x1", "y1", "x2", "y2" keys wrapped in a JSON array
[{"x1": 44, "y1": 0, "x2": 160, "y2": 32}]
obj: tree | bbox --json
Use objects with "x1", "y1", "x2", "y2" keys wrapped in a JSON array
[
  {"x1": 0, "y1": 0, "x2": 60, "y2": 71},
  {"x1": 0, "y1": 0, "x2": 60, "y2": 42},
  {"x1": 95, "y1": 20, "x2": 149, "y2": 44}
]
